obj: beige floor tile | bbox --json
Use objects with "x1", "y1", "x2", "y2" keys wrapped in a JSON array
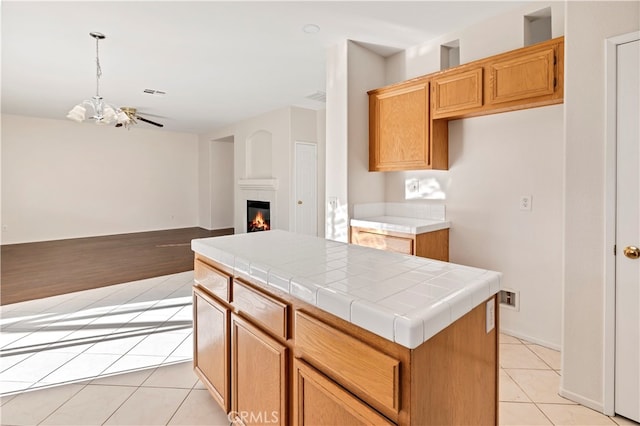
[
  {"x1": 527, "y1": 344, "x2": 561, "y2": 370},
  {"x1": 612, "y1": 414, "x2": 640, "y2": 425},
  {"x1": 538, "y1": 403, "x2": 617, "y2": 425},
  {"x1": 40, "y1": 384, "x2": 136, "y2": 425},
  {"x1": 142, "y1": 361, "x2": 198, "y2": 389},
  {"x1": 167, "y1": 389, "x2": 230, "y2": 425},
  {"x1": 500, "y1": 370, "x2": 531, "y2": 403},
  {"x1": 499, "y1": 402, "x2": 552, "y2": 425},
  {"x1": 0, "y1": 383, "x2": 85, "y2": 425},
  {"x1": 500, "y1": 344, "x2": 550, "y2": 369},
  {"x1": 501, "y1": 333, "x2": 523, "y2": 344},
  {"x1": 103, "y1": 386, "x2": 189, "y2": 425},
  {"x1": 90, "y1": 367, "x2": 155, "y2": 387},
  {"x1": 506, "y1": 369, "x2": 576, "y2": 405},
  {"x1": 193, "y1": 379, "x2": 207, "y2": 390}
]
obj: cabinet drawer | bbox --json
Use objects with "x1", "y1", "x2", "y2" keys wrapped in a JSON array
[
  {"x1": 351, "y1": 229, "x2": 413, "y2": 255},
  {"x1": 233, "y1": 280, "x2": 289, "y2": 340},
  {"x1": 194, "y1": 259, "x2": 230, "y2": 302},
  {"x1": 294, "y1": 311, "x2": 400, "y2": 417}
]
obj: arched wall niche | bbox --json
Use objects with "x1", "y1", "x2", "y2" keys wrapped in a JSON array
[{"x1": 247, "y1": 130, "x2": 272, "y2": 178}]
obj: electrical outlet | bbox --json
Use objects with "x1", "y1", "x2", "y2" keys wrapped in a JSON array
[
  {"x1": 519, "y1": 195, "x2": 532, "y2": 211},
  {"x1": 328, "y1": 197, "x2": 338, "y2": 210},
  {"x1": 499, "y1": 289, "x2": 520, "y2": 311}
]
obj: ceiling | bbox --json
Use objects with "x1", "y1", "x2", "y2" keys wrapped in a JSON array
[{"x1": 2, "y1": 1, "x2": 527, "y2": 134}]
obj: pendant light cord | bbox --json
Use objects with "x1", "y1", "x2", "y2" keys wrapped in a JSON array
[{"x1": 95, "y1": 36, "x2": 102, "y2": 98}]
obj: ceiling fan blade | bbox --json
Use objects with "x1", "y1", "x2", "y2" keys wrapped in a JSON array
[{"x1": 135, "y1": 115, "x2": 164, "y2": 128}]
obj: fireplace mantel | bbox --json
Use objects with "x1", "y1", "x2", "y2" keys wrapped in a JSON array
[{"x1": 238, "y1": 178, "x2": 279, "y2": 191}]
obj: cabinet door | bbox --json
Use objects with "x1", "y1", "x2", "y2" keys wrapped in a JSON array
[
  {"x1": 488, "y1": 44, "x2": 557, "y2": 105},
  {"x1": 369, "y1": 81, "x2": 430, "y2": 171},
  {"x1": 193, "y1": 287, "x2": 230, "y2": 412},
  {"x1": 293, "y1": 359, "x2": 393, "y2": 426},
  {"x1": 231, "y1": 314, "x2": 287, "y2": 426},
  {"x1": 432, "y1": 67, "x2": 483, "y2": 118}
]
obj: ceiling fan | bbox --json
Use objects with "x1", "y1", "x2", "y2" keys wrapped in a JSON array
[{"x1": 115, "y1": 107, "x2": 164, "y2": 128}]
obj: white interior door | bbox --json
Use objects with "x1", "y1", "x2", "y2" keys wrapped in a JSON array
[
  {"x1": 615, "y1": 38, "x2": 640, "y2": 422},
  {"x1": 295, "y1": 142, "x2": 317, "y2": 236}
]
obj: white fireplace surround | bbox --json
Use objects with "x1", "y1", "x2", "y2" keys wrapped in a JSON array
[
  {"x1": 238, "y1": 179, "x2": 279, "y2": 233},
  {"x1": 238, "y1": 178, "x2": 279, "y2": 191}
]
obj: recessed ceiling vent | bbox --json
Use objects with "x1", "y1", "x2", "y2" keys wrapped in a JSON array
[
  {"x1": 306, "y1": 91, "x2": 326, "y2": 103},
  {"x1": 143, "y1": 89, "x2": 166, "y2": 96}
]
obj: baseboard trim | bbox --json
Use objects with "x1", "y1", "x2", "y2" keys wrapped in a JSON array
[
  {"x1": 559, "y1": 387, "x2": 606, "y2": 414},
  {"x1": 499, "y1": 327, "x2": 561, "y2": 351}
]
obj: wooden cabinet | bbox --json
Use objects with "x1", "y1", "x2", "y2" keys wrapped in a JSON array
[
  {"x1": 293, "y1": 359, "x2": 394, "y2": 426},
  {"x1": 369, "y1": 80, "x2": 434, "y2": 171},
  {"x1": 295, "y1": 311, "x2": 400, "y2": 420},
  {"x1": 231, "y1": 314, "x2": 287, "y2": 426},
  {"x1": 431, "y1": 67, "x2": 483, "y2": 118},
  {"x1": 350, "y1": 226, "x2": 449, "y2": 262},
  {"x1": 369, "y1": 37, "x2": 564, "y2": 171},
  {"x1": 488, "y1": 41, "x2": 560, "y2": 107},
  {"x1": 194, "y1": 255, "x2": 498, "y2": 426},
  {"x1": 193, "y1": 286, "x2": 230, "y2": 412}
]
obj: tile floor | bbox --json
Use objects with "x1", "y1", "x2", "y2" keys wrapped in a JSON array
[{"x1": 0, "y1": 271, "x2": 637, "y2": 425}]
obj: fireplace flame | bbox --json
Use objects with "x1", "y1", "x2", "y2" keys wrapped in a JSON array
[{"x1": 250, "y1": 211, "x2": 270, "y2": 231}]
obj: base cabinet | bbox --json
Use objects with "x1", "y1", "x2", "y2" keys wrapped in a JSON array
[
  {"x1": 350, "y1": 226, "x2": 449, "y2": 262},
  {"x1": 194, "y1": 256, "x2": 498, "y2": 426},
  {"x1": 293, "y1": 359, "x2": 394, "y2": 426},
  {"x1": 231, "y1": 314, "x2": 287, "y2": 426},
  {"x1": 193, "y1": 287, "x2": 230, "y2": 412}
]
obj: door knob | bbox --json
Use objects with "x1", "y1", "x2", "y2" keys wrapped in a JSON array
[
  {"x1": 623, "y1": 246, "x2": 640, "y2": 259},
  {"x1": 297, "y1": 200, "x2": 303, "y2": 205}
]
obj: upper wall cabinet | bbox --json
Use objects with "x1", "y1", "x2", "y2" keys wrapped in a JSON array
[
  {"x1": 369, "y1": 79, "x2": 432, "y2": 172},
  {"x1": 487, "y1": 40, "x2": 561, "y2": 107},
  {"x1": 368, "y1": 36, "x2": 564, "y2": 172},
  {"x1": 431, "y1": 67, "x2": 484, "y2": 119}
]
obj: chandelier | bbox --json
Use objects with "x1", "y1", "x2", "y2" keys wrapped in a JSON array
[{"x1": 66, "y1": 32, "x2": 130, "y2": 126}]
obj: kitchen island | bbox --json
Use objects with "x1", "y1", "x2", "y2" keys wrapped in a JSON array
[{"x1": 191, "y1": 230, "x2": 501, "y2": 425}]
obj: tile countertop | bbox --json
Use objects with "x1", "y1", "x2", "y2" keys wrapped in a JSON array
[
  {"x1": 350, "y1": 216, "x2": 450, "y2": 235},
  {"x1": 191, "y1": 230, "x2": 501, "y2": 349}
]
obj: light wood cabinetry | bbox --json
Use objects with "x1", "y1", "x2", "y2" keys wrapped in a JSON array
[
  {"x1": 369, "y1": 80, "x2": 433, "y2": 171},
  {"x1": 295, "y1": 311, "x2": 400, "y2": 419},
  {"x1": 231, "y1": 314, "x2": 287, "y2": 426},
  {"x1": 293, "y1": 359, "x2": 394, "y2": 426},
  {"x1": 350, "y1": 226, "x2": 449, "y2": 262},
  {"x1": 432, "y1": 67, "x2": 484, "y2": 118},
  {"x1": 194, "y1": 255, "x2": 498, "y2": 426},
  {"x1": 193, "y1": 286, "x2": 230, "y2": 412},
  {"x1": 487, "y1": 41, "x2": 560, "y2": 107},
  {"x1": 369, "y1": 37, "x2": 564, "y2": 171}
]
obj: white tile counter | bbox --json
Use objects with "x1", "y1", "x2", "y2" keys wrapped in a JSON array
[
  {"x1": 192, "y1": 230, "x2": 501, "y2": 349},
  {"x1": 350, "y1": 216, "x2": 450, "y2": 235}
]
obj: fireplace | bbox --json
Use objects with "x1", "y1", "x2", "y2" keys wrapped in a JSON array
[{"x1": 247, "y1": 200, "x2": 271, "y2": 232}]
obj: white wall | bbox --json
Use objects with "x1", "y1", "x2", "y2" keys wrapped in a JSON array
[
  {"x1": 347, "y1": 41, "x2": 387, "y2": 214},
  {"x1": 562, "y1": 1, "x2": 640, "y2": 412},
  {"x1": 325, "y1": 41, "x2": 386, "y2": 242},
  {"x1": 1, "y1": 114, "x2": 199, "y2": 244},
  {"x1": 378, "y1": 2, "x2": 567, "y2": 349},
  {"x1": 210, "y1": 140, "x2": 234, "y2": 230},
  {"x1": 325, "y1": 42, "x2": 350, "y2": 241},
  {"x1": 202, "y1": 106, "x2": 321, "y2": 234}
]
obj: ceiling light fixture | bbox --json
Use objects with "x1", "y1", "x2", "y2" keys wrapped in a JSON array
[{"x1": 66, "y1": 32, "x2": 129, "y2": 126}]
